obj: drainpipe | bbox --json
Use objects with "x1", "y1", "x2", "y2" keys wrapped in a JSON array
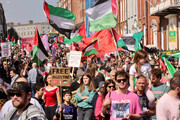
[
  {"x1": 126, "y1": 0, "x2": 128, "y2": 34},
  {"x1": 146, "y1": 0, "x2": 148, "y2": 45}
]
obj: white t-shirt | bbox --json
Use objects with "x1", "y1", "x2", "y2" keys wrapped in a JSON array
[
  {"x1": 129, "y1": 63, "x2": 152, "y2": 79},
  {"x1": 156, "y1": 93, "x2": 180, "y2": 120}
]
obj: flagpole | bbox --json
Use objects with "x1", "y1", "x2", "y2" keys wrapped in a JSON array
[{"x1": 110, "y1": 28, "x2": 120, "y2": 59}]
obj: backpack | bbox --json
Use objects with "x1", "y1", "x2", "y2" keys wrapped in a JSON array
[{"x1": 36, "y1": 69, "x2": 43, "y2": 84}]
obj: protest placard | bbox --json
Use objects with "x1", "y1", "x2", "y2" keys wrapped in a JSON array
[
  {"x1": 1, "y1": 42, "x2": 11, "y2": 57},
  {"x1": 68, "y1": 51, "x2": 82, "y2": 67},
  {"x1": 50, "y1": 67, "x2": 70, "y2": 86}
]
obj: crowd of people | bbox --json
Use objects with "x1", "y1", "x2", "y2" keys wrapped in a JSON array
[{"x1": 0, "y1": 44, "x2": 179, "y2": 120}]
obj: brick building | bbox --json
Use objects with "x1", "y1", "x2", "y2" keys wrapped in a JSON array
[
  {"x1": 150, "y1": 0, "x2": 180, "y2": 50},
  {"x1": 58, "y1": 0, "x2": 86, "y2": 25}
]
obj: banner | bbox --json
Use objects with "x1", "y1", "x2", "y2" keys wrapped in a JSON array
[
  {"x1": 169, "y1": 31, "x2": 176, "y2": 42},
  {"x1": 68, "y1": 51, "x2": 82, "y2": 67},
  {"x1": 50, "y1": 67, "x2": 70, "y2": 86},
  {"x1": 1, "y1": 42, "x2": 11, "y2": 57}
]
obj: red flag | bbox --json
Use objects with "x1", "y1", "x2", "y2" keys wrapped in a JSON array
[
  {"x1": 78, "y1": 23, "x2": 86, "y2": 38},
  {"x1": 59, "y1": 36, "x2": 64, "y2": 43},
  {"x1": 7, "y1": 34, "x2": 10, "y2": 40},
  {"x1": 111, "y1": 28, "x2": 119, "y2": 43},
  {"x1": 159, "y1": 59, "x2": 166, "y2": 73},
  {"x1": 11, "y1": 36, "x2": 14, "y2": 42},
  {"x1": 55, "y1": 35, "x2": 58, "y2": 43},
  {"x1": 82, "y1": 29, "x2": 116, "y2": 53},
  {"x1": 52, "y1": 42, "x2": 59, "y2": 48},
  {"x1": 1, "y1": 38, "x2": 3, "y2": 43}
]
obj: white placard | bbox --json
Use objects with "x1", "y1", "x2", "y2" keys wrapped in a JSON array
[
  {"x1": 68, "y1": 51, "x2": 82, "y2": 67},
  {"x1": 1, "y1": 42, "x2": 11, "y2": 57}
]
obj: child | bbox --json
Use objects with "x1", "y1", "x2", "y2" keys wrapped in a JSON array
[
  {"x1": 33, "y1": 83, "x2": 45, "y2": 109},
  {"x1": 56, "y1": 90, "x2": 77, "y2": 120}
]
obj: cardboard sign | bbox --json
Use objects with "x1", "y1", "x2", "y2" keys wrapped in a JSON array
[
  {"x1": 1, "y1": 42, "x2": 11, "y2": 57},
  {"x1": 68, "y1": 51, "x2": 82, "y2": 67},
  {"x1": 50, "y1": 67, "x2": 70, "y2": 86}
]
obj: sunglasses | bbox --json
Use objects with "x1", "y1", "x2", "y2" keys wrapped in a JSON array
[
  {"x1": 116, "y1": 79, "x2": 127, "y2": 83},
  {"x1": 9, "y1": 92, "x2": 22, "y2": 97},
  {"x1": 108, "y1": 85, "x2": 115, "y2": 89}
]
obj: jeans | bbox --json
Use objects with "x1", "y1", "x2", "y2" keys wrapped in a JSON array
[
  {"x1": 30, "y1": 83, "x2": 35, "y2": 97},
  {"x1": 78, "y1": 107, "x2": 93, "y2": 120},
  {"x1": 45, "y1": 105, "x2": 57, "y2": 120}
]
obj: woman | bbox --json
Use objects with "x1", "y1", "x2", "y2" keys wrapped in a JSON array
[
  {"x1": 95, "y1": 79, "x2": 115, "y2": 120},
  {"x1": 42, "y1": 74, "x2": 61, "y2": 120},
  {"x1": 75, "y1": 73, "x2": 95, "y2": 120},
  {"x1": 129, "y1": 49, "x2": 152, "y2": 92}
]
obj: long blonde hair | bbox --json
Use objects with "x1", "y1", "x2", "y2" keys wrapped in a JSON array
[{"x1": 134, "y1": 50, "x2": 148, "y2": 75}]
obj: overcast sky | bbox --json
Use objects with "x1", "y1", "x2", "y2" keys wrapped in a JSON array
[{"x1": 1, "y1": 0, "x2": 58, "y2": 24}]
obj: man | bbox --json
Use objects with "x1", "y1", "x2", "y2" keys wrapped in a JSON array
[
  {"x1": 4, "y1": 81, "x2": 47, "y2": 120},
  {"x1": 110, "y1": 70, "x2": 117, "y2": 82},
  {"x1": 0, "y1": 77, "x2": 44, "y2": 120},
  {"x1": 10, "y1": 69, "x2": 19, "y2": 86},
  {"x1": 102, "y1": 70, "x2": 142, "y2": 120},
  {"x1": 28, "y1": 63, "x2": 41, "y2": 96},
  {"x1": 151, "y1": 69, "x2": 170, "y2": 100},
  {"x1": 156, "y1": 71, "x2": 180, "y2": 120},
  {"x1": 136, "y1": 75, "x2": 155, "y2": 120}
]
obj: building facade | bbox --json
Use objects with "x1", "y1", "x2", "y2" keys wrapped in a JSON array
[
  {"x1": 58, "y1": 0, "x2": 86, "y2": 25},
  {"x1": 150, "y1": 0, "x2": 180, "y2": 50},
  {"x1": 7, "y1": 20, "x2": 50, "y2": 38},
  {"x1": 0, "y1": 3, "x2": 7, "y2": 40}
]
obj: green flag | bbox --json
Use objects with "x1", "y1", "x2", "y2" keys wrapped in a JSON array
[{"x1": 164, "y1": 57, "x2": 177, "y2": 78}]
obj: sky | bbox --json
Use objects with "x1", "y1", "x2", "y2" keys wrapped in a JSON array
[{"x1": 1, "y1": 0, "x2": 58, "y2": 24}]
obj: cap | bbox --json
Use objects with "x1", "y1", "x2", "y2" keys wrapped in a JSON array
[
  {"x1": 76, "y1": 69, "x2": 84, "y2": 78},
  {"x1": 8, "y1": 82, "x2": 31, "y2": 93}
]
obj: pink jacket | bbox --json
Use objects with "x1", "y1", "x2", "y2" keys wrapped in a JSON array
[{"x1": 95, "y1": 93, "x2": 105, "y2": 120}]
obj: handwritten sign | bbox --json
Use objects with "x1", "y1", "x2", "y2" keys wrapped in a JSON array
[
  {"x1": 50, "y1": 67, "x2": 70, "y2": 86},
  {"x1": 68, "y1": 51, "x2": 82, "y2": 67},
  {"x1": 1, "y1": 42, "x2": 11, "y2": 57}
]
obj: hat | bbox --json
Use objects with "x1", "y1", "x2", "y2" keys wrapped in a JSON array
[
  {"x1": 76, "y1": 69, "x2": 84, "y2": 78},
  {"x1": 8, "y1": 82, "x2": 31, "y2": 93},
  {"x1": 98, "y1": 81, "x2": 105, "y2": 93},
  {"x1": 100, "y1": 66, "x2": 106, "y2": 70}
]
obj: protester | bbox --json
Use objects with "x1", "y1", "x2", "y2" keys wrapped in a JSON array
[
  {"x1": 151, "y1": 68, "x2": 170, "y2": 100},
  {"x1": 56, "y1": 90, "x2": 77, "y2": 120},
  {"x1": 95, "y1": 79, "x2": 115, "y2": 120},
  {"x1": 0, "y1": 77, "x2": 45, "y2": 120},
  {"x1": 28, "y1": 63, "x2": 41, "y2": 96},
  {"x1": 33, "y1": 83, "x2": 45, "y2": 109},
  {"x1": 156, "y1": 71, "x2": 180, "y2": 120},
  {"x1": 129, "y1": 49, "x2": 152, "y2": 92},
  {"x1": 75, "y1": 73, "x2": 95, "y2": 120},
  {"x1": 102, "y1": 70, "x2": 142, "y2": 120},
  {"x1": 4, "y1": 81, "x2": 47, "y2": 120},
  {"x1": 135, "y1": 75, "x2": 155, "y2": 120},
  {"x1": 42, "y1": 74, "x2": 62, "y2": 120},
  {"x1": 10, "y1": 68, "x2": 19, "y2": 86}
]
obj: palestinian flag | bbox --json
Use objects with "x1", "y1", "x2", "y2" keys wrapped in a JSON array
[
  {"x1": 43, "y1": 1, "x2": 76, "y2": 39},
  {"x1": 85, "y1": 0, "x2": 118, "y2": 32},
  {"x1": 11, "y1": 36, "x2": 15, "y2": 46},
  {"x1": 7, "y1": 34, "x2": 10, "y2": 41},
  {"x1": 117, "y1": 32, "x2": 143, "y2": 52},
  {"x1": 32, "y1": 28, "x2": 48, "y2": 66},
  {"x1": 83, "y1": 40, "x2": 98, "y2": 56},
  {"x1": 70, "y1": 22, "x2": 84, "y2": 42}
]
